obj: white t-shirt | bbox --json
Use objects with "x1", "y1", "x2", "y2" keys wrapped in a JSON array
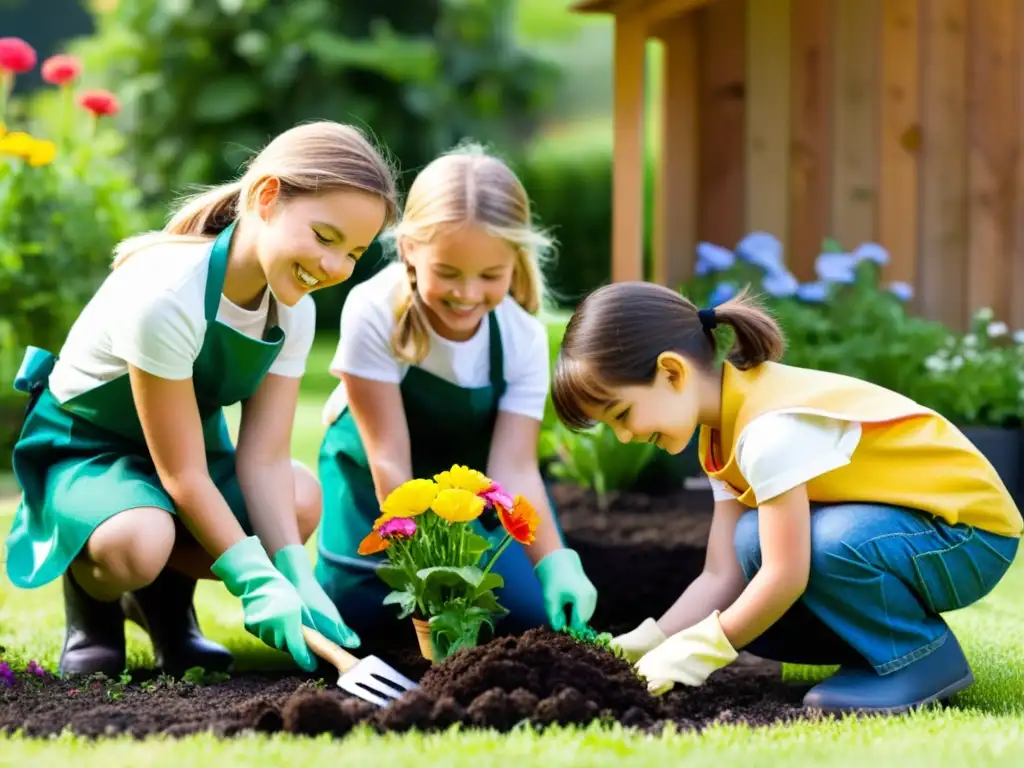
[
  {"x1": 322, "y1": 262, "x2": 549, "y2": 426},
  {"x1": 708, "y1": 411, "x2": 863, "y2": 505},
  {"x1": 47, "y1": 239, "x2": 316, "y2": 403}
]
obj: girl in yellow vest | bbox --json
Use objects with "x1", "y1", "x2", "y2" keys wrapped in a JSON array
[
  {"x1": 6, "y1": 122, "x2": 398, "y2": 677},
  {"x1": 550, "y1": 280, "x2": 1021, "y2": 714},
  {"x1": 314, "y1": 144, "x2": 598, "y2": 638}
]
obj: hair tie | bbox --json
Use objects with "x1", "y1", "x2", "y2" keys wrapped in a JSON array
[{"x1": 697, "y1": 307, "x2": 718, "y2": 331}]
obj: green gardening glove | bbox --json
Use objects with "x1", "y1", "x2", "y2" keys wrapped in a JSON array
[
  {"x1": 211, "y1": 536, "x2": 317, "y2": 672},
  {"x1": 274, "y1": 544, "x2": 361, "y2": 650},
  {"x1": 534, "y1": 548, "x2": 598, "y2": 632}
]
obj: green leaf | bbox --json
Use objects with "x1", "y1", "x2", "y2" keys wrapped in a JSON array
[
  {"x1": 376, "y1": 565, "x2": 413, "y2": 591},
  {"x1": 463, "y1": 532, "x2": 493, "y2": 560},
  {"x1": 193, "y1": 76, "x2": 262, "y2": 122},
  {"x1": 416, "y1": 565, "x2": 487, "y2": 589},
  {"x1": 382, "y1": 590, "x2": 417, "y2": 619}
]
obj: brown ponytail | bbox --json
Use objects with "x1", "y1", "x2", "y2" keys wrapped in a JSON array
[{"x1": 551, "y1": 282, "x2": 786, "y2": 431}]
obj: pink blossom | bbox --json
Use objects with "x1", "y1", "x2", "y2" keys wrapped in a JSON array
[
  {"x1": 378, "y1": 517, "x2": 417, "y2": 539},
  {"x1": 479, "y1": 482, "x2": 513, "y2": 512}
]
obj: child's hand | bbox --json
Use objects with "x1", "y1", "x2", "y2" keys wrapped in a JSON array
[
  {"x1": 611, "y1": 618, "x2": 668, "y2": 663},
  {"x1": 634, "y1": 611, "x2": 738, "y2": 695}
]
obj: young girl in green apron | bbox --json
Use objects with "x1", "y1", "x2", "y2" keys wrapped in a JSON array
[
  {"x1": 315, "y1": 144, "x2": 598, "y2": 638},
  {"x1": 6, "y1": 121, "x2": 398, "y2": 677}
]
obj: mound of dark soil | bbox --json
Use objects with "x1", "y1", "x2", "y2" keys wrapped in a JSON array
[{"x1": 0, "y1": 485, "x2": 814, "y2": 740}]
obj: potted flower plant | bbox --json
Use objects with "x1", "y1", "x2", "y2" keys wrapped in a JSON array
[{"x1": 357, "y1": 464, "x2": 540, "y2": 663}]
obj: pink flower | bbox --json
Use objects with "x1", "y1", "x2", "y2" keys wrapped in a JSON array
[
  {"x1": 378, "y1": 517, "x2": 417, "y2": 539},
  {"x1": 0, "y1": 38, "x2": 36, "y2": 74},
  {"x1": 78, "y1": 89, "x2": 120, "y2": 117},
  {"x1": 0, "y1": 661, "x2": 14, "y2": 687},
  {"x1": 479, "y1": 482, "x2": 513, "y2": 512},
  {"x1": 41, "y1": 54, "x2": 81, "y2": 85}
]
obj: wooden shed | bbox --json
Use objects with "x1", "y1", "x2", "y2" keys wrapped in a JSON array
[{"x1": 572, "y1": 0, "x2": 1024, "y2": 331}]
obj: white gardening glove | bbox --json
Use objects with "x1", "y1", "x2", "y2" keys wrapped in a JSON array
[
  {"x1": 611, "y1": 618, "x2": 668, "y2": 663},
  {"x1": 634, "y1": 610, "x2": 738, "y2": 695}
]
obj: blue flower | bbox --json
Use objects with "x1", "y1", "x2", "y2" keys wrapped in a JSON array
[
  {"x1": 815, "y1": 253, "x2": 857, "y2": 284},
  {"x1": 762, "y1": 270, "x2": 798, "y2": 298},
  {"x1": 887, "y1": 281, "x2": 914, "y2": 302},
  {"x1": 736, "y1": 231, "x2": 784, "y2": 273},
  {"x1": 853, "y1": 242, "x2": 889, "y2": 266},
  {"x1": 796, "y1": 281, "x2": 829, "y2": 303},
  {"x1": 695, "y1": 242, "x2": 736, "y2": 275},
  {"x1": 708, "y1": 282, "x2": 738, "y2": 307}
]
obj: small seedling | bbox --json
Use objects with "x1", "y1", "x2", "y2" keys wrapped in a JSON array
[
  {"x1": 182, "y1": 666, "x2": 230, "y2": 686},
  {"x1": 106, "y1": 671, "x2": 131, "y2": 700}
]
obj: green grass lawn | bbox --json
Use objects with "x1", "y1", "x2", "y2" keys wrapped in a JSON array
[{"x1": 3, "y1": 341, "x2": 1024, "y2": 764}]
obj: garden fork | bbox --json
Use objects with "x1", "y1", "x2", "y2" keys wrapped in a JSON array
[{"x1": 302, "y1": 626, "x2": 419, "y2": 708}]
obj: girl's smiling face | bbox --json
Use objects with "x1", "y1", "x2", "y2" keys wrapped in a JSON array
[
  {"x1": 580, "y1": 353, "x2": 705, "y2": 455},
  {"x1": 402, "y1": 222, "x2": 517, "y2": 341}
]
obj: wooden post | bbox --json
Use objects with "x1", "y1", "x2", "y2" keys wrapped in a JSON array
[
  {"x1": 787, "y1": 0, "x2": 834, "y2": 281},
  {"x1": 652, "y1": 14, "x2": 698, "y2": 289},
  {"x1": 879, "y1": 0, "x2": 920, "y2": 289},
  {"x1": 918, "y1": 0, "x2": 968, "y2": 329},
  {"x1": 831, "y1": 0, "x2": 881, "y2": 250},
  {"x1": 611, "y1": 12, "x2": 648, "y2": 283},
  {"x1": 697, "y1": 0, "x2": 747, "y2": 249},
  {"x1": 966, "y1": 0, "x2": 1017, "y2": 323},
  {"x1": 744, "y1": 0, "x2": 792, "y2": 251}
]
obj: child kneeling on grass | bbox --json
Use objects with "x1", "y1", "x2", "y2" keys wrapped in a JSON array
[{"x1": 549, "y1": 280, "x2": 1021, "y2": 714}]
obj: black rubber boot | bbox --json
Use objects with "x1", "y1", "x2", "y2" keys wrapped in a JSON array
[
  {"x1": 59, "y1": 568, "x2": 127, "y2": 677},
  {"x1": 121, "y1": 568, "x2": 234, "y2": 676}
]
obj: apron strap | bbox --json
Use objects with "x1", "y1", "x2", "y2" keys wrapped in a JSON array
[
  {"x1": 487, "y1": 311, "x2": 504, "y2": 394},
  {"x1": 205, "y1": 221, "x2": 235, "y2": 322},
  {"x1": 205, "y1": 219, "x2": 280, "y2": 338}
]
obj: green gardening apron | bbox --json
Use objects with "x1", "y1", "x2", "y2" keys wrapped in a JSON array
[
  {"x1": 5, "y1": 221, "x2": 285, "y2": 589},
  {"x1": 315, "y1": 313, "x2": 510, "y2": 606}
]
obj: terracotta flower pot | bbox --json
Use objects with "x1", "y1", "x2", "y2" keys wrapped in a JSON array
[{"x1": 412, "y1": 617, "x2": 434, "y2": 662}]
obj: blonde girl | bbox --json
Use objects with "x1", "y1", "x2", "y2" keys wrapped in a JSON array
[
  {"x1": 315, "y1": 143, "x2": 598, "y2": 638},
  {"x1": 7, "y1": 121, "x2": 398, "y2": 677},
  {"x1": 549, "y1": 281, "x2": 1021, "y2": 714}
]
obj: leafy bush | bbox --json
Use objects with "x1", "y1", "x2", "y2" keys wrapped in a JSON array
[
  {"x1": 687, "y1": 233, "x2": 1024, "y2": 428},
  {"x1": 70, "y1": 0, "x2": 560, "y2": 206},
  {"x1": 0, "y1": 39, "x2": 146, "y2": 463},
  {"x1": 517, "y1": 123, "x2": 658, "y2": 309}
]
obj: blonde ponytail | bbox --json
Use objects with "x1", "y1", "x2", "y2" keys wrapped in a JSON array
[
  {"x1": 111, "y1": 182, "x2": 243, "y2": 268},
  {"x1": 111, "y1": 120, "x2": 398, "y2": 269},
  {"x1": 387, "y1": 142, "x2": 553, "y2": 363},
  {"x1": 390, "y1": 266, "x2": 433, "y2": 364}
]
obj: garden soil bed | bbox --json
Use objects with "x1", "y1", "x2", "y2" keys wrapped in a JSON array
[{"x1": 0, "y1": 484, "x2": 816, "y2": 739}]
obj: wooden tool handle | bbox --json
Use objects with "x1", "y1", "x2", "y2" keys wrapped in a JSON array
[{"x1": 302, "y1": 626, "x2": 361, "y2": 673}]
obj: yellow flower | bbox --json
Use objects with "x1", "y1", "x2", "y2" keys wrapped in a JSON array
[
  {"x1": 433, "y1": 465, "x2": 491, "y2": 494},
  {"x1": 27, "y1": 139, "x2": 56, "y2": 167},
  {"x1": 0, "y1": 131, "x2": 36, "y2": 159},
  {"x1": 378, "y1": 478, "x2": 439, "y2": 524},
  {"x1": 431, "y1": 488, "x2": 485, "y2": 523}
]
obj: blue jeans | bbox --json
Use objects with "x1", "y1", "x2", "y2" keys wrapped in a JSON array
[{"x1": 734, "y1": 503, "x2": 1019, "y2": 674}]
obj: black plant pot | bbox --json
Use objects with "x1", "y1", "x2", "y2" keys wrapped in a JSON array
[{"x1": 961, "y1": 426, "x2": 1023, "y2": 506}]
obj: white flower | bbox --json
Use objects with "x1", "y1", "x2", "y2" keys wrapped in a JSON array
[
  {"x1": 976, "y1": 307, "x2": 994, "y2": 323},
  {"x1": 951, "y1": 355, "x2": 964, "y2": 370},
  {"x1": 925, "y1": 355, "x2": 947, "y2": 374},
  {"x1": 988, "y1": 321, "x2": 1009, "y2": 338},
  {"x1": 1014, "y1": 330, "x2": 1024, "y2": 345},
  {"x1": 963, "y1": 334, "x2": 978, "y2": 348}
]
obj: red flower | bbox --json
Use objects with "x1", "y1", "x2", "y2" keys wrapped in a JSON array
[
  {"x1": 41, "y1": 54, "x2": 81, "y2": 85},
  {"x1": 498, "y1": 494, "x2": 540, "y2": 545},
  {"x1": 0, "y1": 37, "x2": 36, "y2": 74},
  {"x1": 78, "y1": 89, "x2": 120, "y2": 117}
]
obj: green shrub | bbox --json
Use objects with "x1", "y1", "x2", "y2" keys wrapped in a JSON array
[
  {"x1": 517, "y1": 123, "x2": 659, "y2": 309},
  {"x1": 0, "y1": 40, "x2": 146, "y2": 465}
]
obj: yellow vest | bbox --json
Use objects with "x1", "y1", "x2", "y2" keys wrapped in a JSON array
[{"x1": 698, "y1": 362, "x2": 1023, "y2": 538}]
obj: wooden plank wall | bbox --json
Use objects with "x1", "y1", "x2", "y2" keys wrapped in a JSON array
[{"x1": 665, "y1": 0, "x2": 1024, "y2": 329}]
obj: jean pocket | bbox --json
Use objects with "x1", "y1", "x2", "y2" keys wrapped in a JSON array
[{"x1": 912, "y1": 527, "x2": 1016, "y2": 614}]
